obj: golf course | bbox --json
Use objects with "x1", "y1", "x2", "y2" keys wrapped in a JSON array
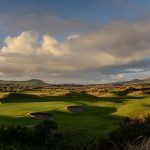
[{"x1": 0, "y1": 91, "x2": 149, "y2": 144}]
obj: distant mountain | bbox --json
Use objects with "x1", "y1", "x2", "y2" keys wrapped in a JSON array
[
  {"x1": 116, "y1": 77, "x2": 150, "y2": 85},
  {"x1": 0, "y1": 77, "x2": 150, "y2": 87},
  {"x1": 0, "y1": 79, "x2": 48, "y2": 86}
]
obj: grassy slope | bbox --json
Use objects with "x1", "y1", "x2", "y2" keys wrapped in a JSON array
[{"x1": 0, "y1": 92, "x2": 149, "y2": 143}]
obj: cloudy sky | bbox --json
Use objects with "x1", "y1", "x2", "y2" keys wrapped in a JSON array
[{"x1": 0, "y1": 0, "x2": 150, "y2": 84}]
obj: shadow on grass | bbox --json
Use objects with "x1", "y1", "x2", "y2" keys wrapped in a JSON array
[
  {"x1": 0, "y1": 115, "x2": 39, "y2": 126},
  {"x1": 0, "y1": 92, "x2": 148, "y2": 144},
  {"x1": 0, "y1": 91, "x2": 147, "y2": 104},
  {"x1": 49, "y1": 105, "x2": 124, "y2": 128},
  {"x1": 0, "y1": 105, "x2": 125, "y2": 138},
  {"x1": 0, "y1": 105, "x2": 127, "y2": 146},
  {"x1": 143, "y1": 104, "x2": 150, "y2": 108}
]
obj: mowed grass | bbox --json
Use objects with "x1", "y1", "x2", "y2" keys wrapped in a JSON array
[{"x1": 0, "y1": 91, "x2": 150, "y2": 143}]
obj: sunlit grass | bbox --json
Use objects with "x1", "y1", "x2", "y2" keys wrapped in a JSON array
[{"x1": 0, "y1": 91, "x2": 149, "y2": 142}]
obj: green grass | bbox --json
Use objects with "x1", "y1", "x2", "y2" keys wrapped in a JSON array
[{"x1": 0, "y1": 91, "x2": 150, "y2": 144}]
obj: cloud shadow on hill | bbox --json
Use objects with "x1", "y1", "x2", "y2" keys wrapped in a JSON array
[{"x1": 0, "y1": 91, "x2": 146, "y2": 104}]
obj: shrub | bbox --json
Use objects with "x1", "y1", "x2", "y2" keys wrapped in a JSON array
[
  {"x1": 33, "y1": 120, "x2": 61, "y2": 150},
  {"x1": 0, "y1": 115, "x2": 149, "y2": 150},
  {"x1": 93, "y1": 114, "x2": 150, "y2": 150},
  {"x1": 126, "y1": 138, "x2": 150, "y2": 150},
  {"x1": 0, "y1": 120, "x2": 62, "y2": 150}
]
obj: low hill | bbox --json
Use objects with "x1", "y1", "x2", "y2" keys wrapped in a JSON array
[
  {"x1": 116, "y1": 77, "x2": 150, "y2": 85},
  {"x1": 0, "y1": 79, "x2": 48, "y2": 86},
  {"x1": 0, "y1": 77, "x2": 149, "y2": 87}
]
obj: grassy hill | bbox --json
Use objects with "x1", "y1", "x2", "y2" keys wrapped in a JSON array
[{"x1": 0, "y1": 79, "x2": 48, "y2": 86}]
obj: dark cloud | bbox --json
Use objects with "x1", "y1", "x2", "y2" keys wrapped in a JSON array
[{"x1": 0, "y1": 14, "x2": 94, "y2": 36}]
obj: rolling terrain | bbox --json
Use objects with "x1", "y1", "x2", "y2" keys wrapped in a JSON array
[
  {"x1": 0, "y1": 77, "x2": 149, "y2": 145},
  {"x1": 0, "y1": 90, "x2": 149, "y2": 144}
]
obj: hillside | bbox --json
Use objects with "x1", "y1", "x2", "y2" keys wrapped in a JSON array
[
  {"x1": 0, "y1": 77, "x2": 150, "y2": 87},
  {"x1": 116, "y1": 77, "x2": 150, "y2": 85},
  {"x1": 0, "y1": 79, "x2": 48, "y2": 86}
]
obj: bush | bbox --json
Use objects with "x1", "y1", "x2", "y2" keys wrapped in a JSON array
[
  {"x1": 0, "y1": 115, "x2": 149, "y2": 150},
  {"x1": 33, "y1": 120, "x2": 61, "y2": 150},
  {"x1": 112, "y1": 90, "x2": 128, "y2": 96},
  {"x1": 126, "y1": 138, "x2": 150, "y2": 150},
  {"x1": 93, "y1": 114, "x2": 150, "y2": 150},
  {"x1": 0, "y1": 126, "x2": 33, "y2": 149},
  {"x1": 0, "y1": 120, "x2": 62, "y2": 150}
]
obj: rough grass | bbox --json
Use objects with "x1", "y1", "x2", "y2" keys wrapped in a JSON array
[
  {"x1": 0, "y1": 91, "x2": 149, "y2": 144},
  {"x1": 0, "y1": 92, "x2": 9, "y2": 99}
]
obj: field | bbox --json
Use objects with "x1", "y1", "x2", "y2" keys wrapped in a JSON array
[{"x1": 0, "y1": 89, "x2": 150, "y2": 144}]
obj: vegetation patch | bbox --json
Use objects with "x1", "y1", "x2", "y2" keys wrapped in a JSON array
[{"x1": 92, "y1": 115, "x2": 150, "y2": 150}]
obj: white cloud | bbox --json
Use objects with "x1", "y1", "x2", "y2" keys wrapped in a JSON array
[
  {"x1": 118, "y1": 74, "x2": 125, "y2": 78},
  {"x1": 126, "y1": 68, "x2": 144, "y2": 73},
  {"x1": 2, "y1": 31, "x2": 38, "y2": 55},
  {"x1": 66, "y1": 34, "x2": 80, "y2": 40},
  {"x1": 0, "y1": 20, "x2": 150, "y2": 83}
]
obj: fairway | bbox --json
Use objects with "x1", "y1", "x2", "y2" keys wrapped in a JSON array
[{"x1": 0, "y1": 92, "x2": 150, "y2": 142}]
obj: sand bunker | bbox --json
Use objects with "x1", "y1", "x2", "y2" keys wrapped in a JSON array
[
  {"x1": 26, "y1": 112, "x2": 54, "y2": 121},
  {"x1": 67, "y1": 106, "x2": 84, "y2": 112}
]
